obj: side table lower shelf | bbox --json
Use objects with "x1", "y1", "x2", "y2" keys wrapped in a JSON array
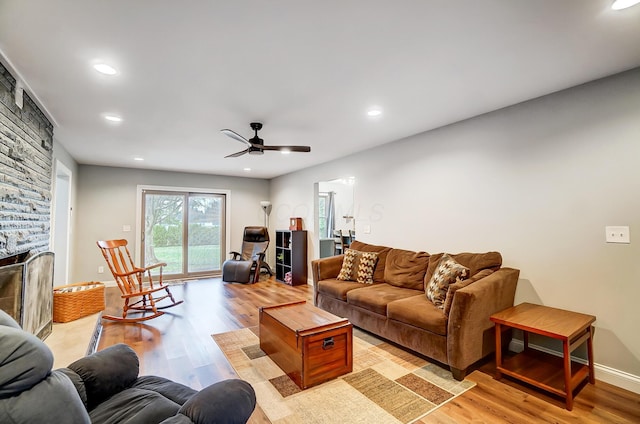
[{"x1": 497, "y1": 349, "x2": 591, "y2": 400}]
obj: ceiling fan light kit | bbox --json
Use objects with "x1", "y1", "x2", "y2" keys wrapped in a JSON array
[{"x1": 221, "y1": 122, "x2": 311, "y2": 158}]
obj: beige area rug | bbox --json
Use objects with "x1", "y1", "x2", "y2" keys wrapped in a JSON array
[{"x1": 212, "y1": 327, "x2": 475, "y2": 424}]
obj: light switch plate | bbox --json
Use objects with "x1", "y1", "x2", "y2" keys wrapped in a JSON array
[
  {"x1": 363, "y1": 225, "x2": 371, "y2": 234},
  {"x1": 123, "y1": 225, "x2": 131, "y2": 232},
  {"x1": 605, "y1": 226, "x2": 630, "y2": 244}
]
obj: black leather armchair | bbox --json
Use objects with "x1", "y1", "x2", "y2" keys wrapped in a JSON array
[
  {"x1": 222, "y1": 226, "x2": 271, "y2": 284},
  {"x1": 0, "y1": 310, "x2": 256, "y2": 424}
]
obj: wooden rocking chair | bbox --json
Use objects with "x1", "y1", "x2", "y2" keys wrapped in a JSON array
[{"x1": 97, "y1": 239, "x2": 183, "y2": 322}]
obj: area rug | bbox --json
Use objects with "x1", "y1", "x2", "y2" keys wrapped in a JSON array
[{"x1": 212, "y1": 327, "x2": 475, "y2": 424}]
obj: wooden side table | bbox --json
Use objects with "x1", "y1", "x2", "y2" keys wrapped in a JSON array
[{"x1": 490, "y1": 302, "x2": 596, "y2": 410}]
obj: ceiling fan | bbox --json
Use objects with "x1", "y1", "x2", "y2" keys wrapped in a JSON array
[{"x1": 221, "y1": 122, "x2": 311, "y2": 158}]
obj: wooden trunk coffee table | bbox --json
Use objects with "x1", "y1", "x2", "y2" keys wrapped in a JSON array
[
  {"x1": 490, "y1": 302, "x2": 596, "y2": 410},
  {"x1": 259, "y1": 300, "x2": 353, "y2": 389}
]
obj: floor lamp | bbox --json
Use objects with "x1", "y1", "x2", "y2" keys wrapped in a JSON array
[{"x1": 260, "y1": 201, "x2": 273, "y2": 276}]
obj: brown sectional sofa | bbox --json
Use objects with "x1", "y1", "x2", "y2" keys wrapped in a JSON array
[{"x1": 311, "y1": 240, "x2": 520, "y2": 380}]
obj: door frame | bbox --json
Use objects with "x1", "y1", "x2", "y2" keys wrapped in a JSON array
[
  {"x1": 51, "y1": 160, "x2": 72, "y2": 285},
  {"x1": 135, "y1": 185, "x2": 231, "y2": 274}
]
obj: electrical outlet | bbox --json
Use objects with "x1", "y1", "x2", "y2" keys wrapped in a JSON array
[
  {"x1": 605, "y1": 226, "x2": 630, "y2": 244},
  {"x1": 98, "y1": 266, "x2": 104, "y2": 273}
]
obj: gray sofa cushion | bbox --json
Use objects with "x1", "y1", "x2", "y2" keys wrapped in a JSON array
[
  {"x1": 0, "y1": 325, "x2": 53, "y2": 396},
  {"x1": 89, "y1": 387, "x2": 181, "y2": 424},
  {"x1": 174, "y1": 379, "x2": 257, "y2": 424},
  {"x1": 68, "y1": 343, "x2": 139, "y2": 410},
  {"x1": 0, "y1": 309, "x2": 21, "y2": 329},
  {"x1": 57, "y1": 367, "x2": 89, "y2": 407},
  {"x1": 0, "y1": 369, "x2": 91, "y2": 424},
  {"x1": 132, "y1": 375, "x2": 197, "y2": 405}
]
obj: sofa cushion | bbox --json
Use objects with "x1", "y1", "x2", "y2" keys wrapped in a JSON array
[
  {"x1": 0, "y1": 324, "x2": 54, "y2": 397},
  {"x1": 337, "y1": 249, "x2": 379, "y2": 284},
  {"x1": 173, "y1": 379, "x2": 256, "y2": 424},
  {"x1": 349, "y1": 241, "x2": 392, "y2": 283},
  {"x1": 384, "y1": 249, "x2": 430, "y2": 290},
  {"x1": 68, "y1": 343, "x2": 139, "y2": 410},
  {"x1": 89, "y1": 387, "x2": 181, "y2": 424},
  {"x1": 425, "y1": 254, "x2": 469, "y2": 310},
  {"x1": 132, "y1": 375, "x2": 197, "y2": 405},
  {"x1": 317, "y1": 278, "x2": 372, "y2": 301},
  {"x1": 443, "y1": 269, "x2": 494, "y2": 316},
  {"x1": 425, "y1": 251, "x2": 502, "y2": 282},
  {"x1": 346, "y1": 283, "x2": 421, "y2": 315},
  {"x1": 387, "y1": 295, "x2": 448, "y2": 336},
  {"x1": 0, "y1": 369, "x2": 91, "y2": 424}
]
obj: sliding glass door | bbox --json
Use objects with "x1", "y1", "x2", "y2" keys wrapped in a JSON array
[{"x1": 141, "y1": 189, "x2": 226, "y2": 279}]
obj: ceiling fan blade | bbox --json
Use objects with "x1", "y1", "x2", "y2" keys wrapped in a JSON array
[
  {"x1": 225, "y1": 148, "x2": 249, "y2": 158},
  {"x1": 221, "y1": 129, "x2": 251, "y2": 146},
  {"x1": 261, "y1": 145, "x2": 311, "y2": 153}
]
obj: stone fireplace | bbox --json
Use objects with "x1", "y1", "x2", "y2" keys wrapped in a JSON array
[{"x1": 1, "y1": 61, "x2": 55, "y2": 337}]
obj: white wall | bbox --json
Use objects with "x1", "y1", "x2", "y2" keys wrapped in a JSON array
[
  {"x1": 73, "y1": 165, "x2": 269, "y2": 283},
  {"x1": 271, "y1": 69, "x2": 640, "y2": 386}
]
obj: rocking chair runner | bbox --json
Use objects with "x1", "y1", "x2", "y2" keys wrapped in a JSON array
[{"x1": 96, "y1": 239, "x2": 183, "y2": 322}]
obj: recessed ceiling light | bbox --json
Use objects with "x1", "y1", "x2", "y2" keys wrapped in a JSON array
[
  {"x1": 243, "y1": 167, "x2": 251, "y2": 172},
  {"x1": 93, "y1": 63, "x2": 118, "y2": 75},
  {"x1": 104, "y1": 115, "x2": 122, "y2": 122},
  {"x1": 133, "y1": 157, "x2": 144, "y2": 161},
  {"x1": 281, "y1": 149, "x2": 291, "y2": 155},
  {"x1": 612, "y1": 0, "x2": 640, "y2": 9},
  {"x1": 367, "y1": 107, "x2": 383, "y2": 118}
]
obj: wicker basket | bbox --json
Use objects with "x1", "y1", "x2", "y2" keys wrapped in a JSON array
[{"x1": 53, "y1": 282, "x2": 105, "y2": 323}]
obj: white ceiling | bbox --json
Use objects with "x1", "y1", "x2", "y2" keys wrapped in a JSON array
[{"x1": 1, "y1": 1, "x2": 639, "y2": 179}]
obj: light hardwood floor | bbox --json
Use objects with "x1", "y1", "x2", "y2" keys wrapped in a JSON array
[{"x1": 57, "y1": 277, "x2": 639, "y2": 423}]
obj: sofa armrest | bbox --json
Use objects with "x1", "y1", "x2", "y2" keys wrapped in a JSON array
[
  {"x1": 446, "y1": 267, "x2": 519, "y2": 373},
  {"x1": 67, "y1": 343, "x2": 139, "y2": 410},
  {"x1": 311, "y1": 255, "x2": 344, "y2": 305},
  {"x1": 161, "y1": 379, "x2": 256, "y2": 424},
  {"x1": 311, "y1": 255, "x2": 344, "y2": 283}
]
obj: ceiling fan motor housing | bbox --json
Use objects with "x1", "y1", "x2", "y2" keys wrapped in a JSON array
[
  {"x1": 249, "y1": 128, "x2": 264, "y2": 154},
  {"x1": 221, "y1": 121, "x2": 310, "y2": 157}
]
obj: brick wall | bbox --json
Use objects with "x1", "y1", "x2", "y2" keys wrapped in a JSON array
[{"x1": 0, "y1": 62, "x2": 54, "y2": 258}]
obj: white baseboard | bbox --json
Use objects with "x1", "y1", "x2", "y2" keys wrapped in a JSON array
[
  {"x1": 509, "y1": 339, "x2": 640, "y2": 395},
  {"x1": 102, "y1": 280, "x2": 117, "y2": 287}
]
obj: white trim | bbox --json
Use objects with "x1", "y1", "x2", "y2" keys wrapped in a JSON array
[
  {"x1": 51, "y1": 160, "x2": 72, "y2": 285},
  {"x1": 509, "y1": 339, "x2": 640, "y2": 394},
  {"x1": 0, "y1": 48, "x2": 59, "y2": 127},
  {"x1": 135, "y1": 185, "x2": 231, "y2": 268}
]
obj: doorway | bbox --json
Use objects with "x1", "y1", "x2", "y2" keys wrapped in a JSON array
[
  {"x1": 315, "y1": 177, "x2": 355, "y2": 258},
  {"x1": 139, "y1": 188, "x2": 227, "y2": 279},
  {"x1": 52, "y1": 160, "x2": 72, "y2": 285}
]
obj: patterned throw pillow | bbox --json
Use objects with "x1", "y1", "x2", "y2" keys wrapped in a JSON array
[
  {"x1": 337, "y1": 249, "x2": 379, "y2": 284},
  {"x1": 442, "y1": 269, "x2": 493, "y2": 316},
  {"x1": 425, "y1": 254, "x2": 469, "y2": 309}
]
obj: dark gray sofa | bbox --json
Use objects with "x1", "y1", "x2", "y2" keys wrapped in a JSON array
[{"x1": 0, "y1": 310, "x2": 255, "y2": 424}]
